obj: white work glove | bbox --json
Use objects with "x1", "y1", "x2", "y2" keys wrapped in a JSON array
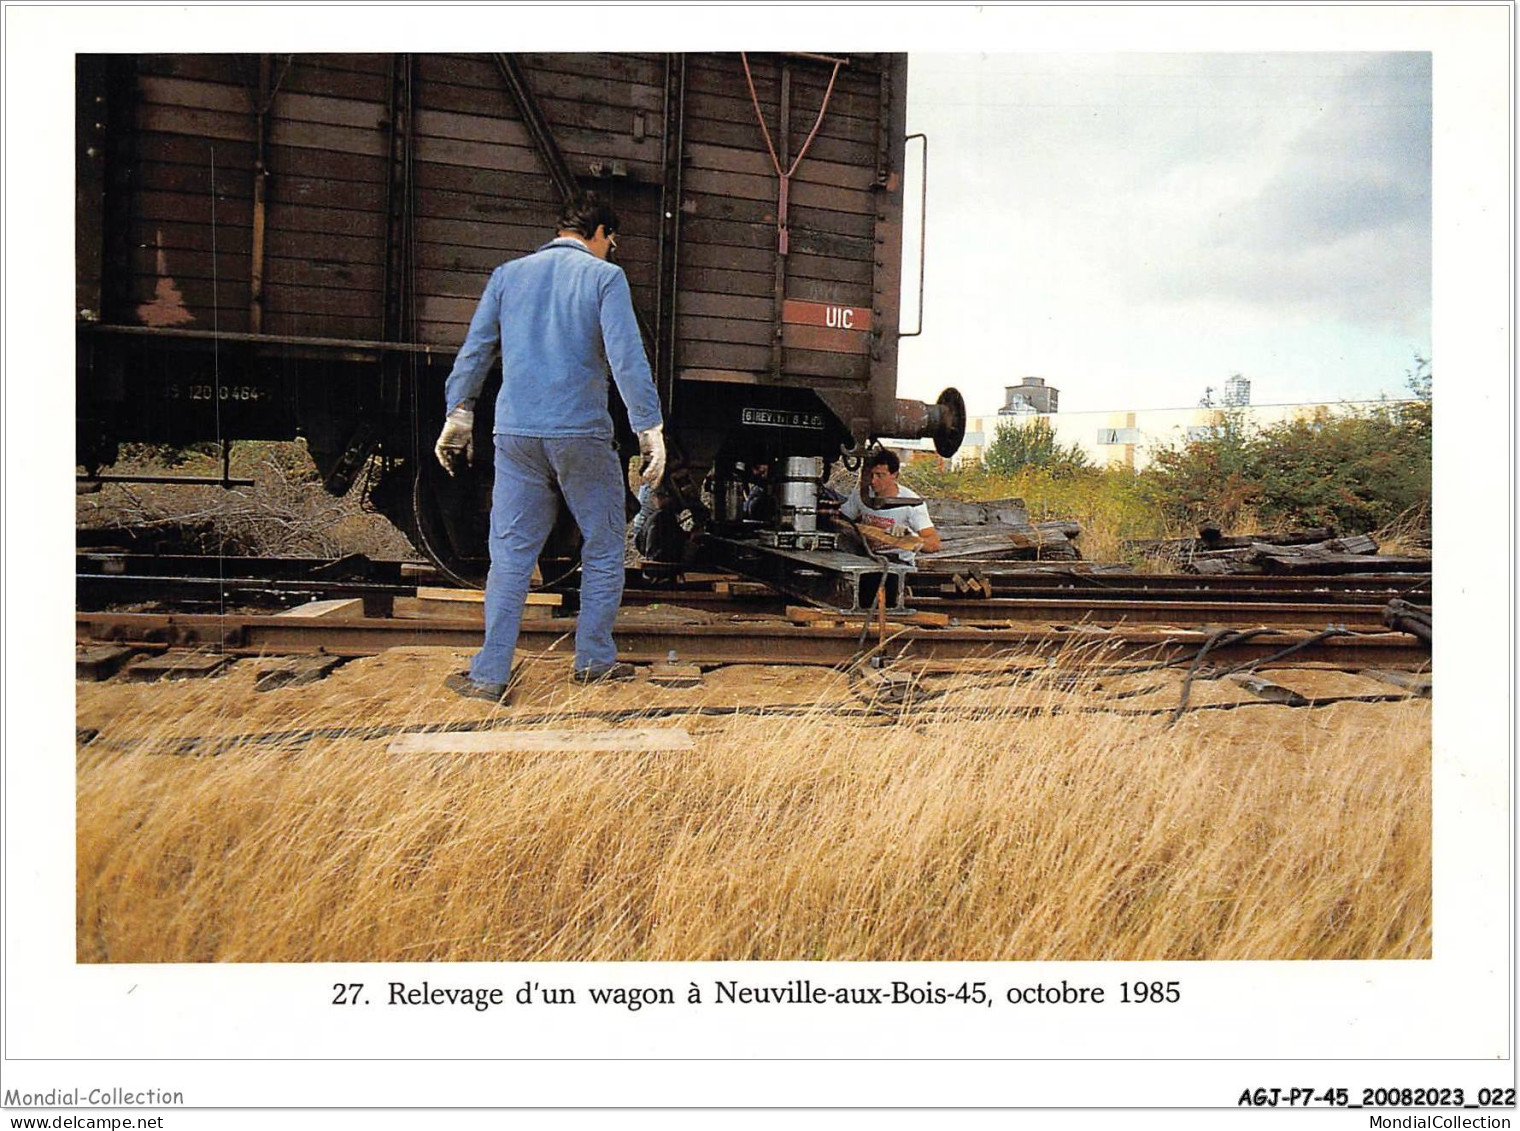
[
  {"x1": 889, "y1": 519, "x2": 911, "y2": 538},
  {"x1": 434, "y1": 405, "x2": 474, "y2": 476},
  {"x1": 638, "y1": 424, "x2": 666, "y2": 486}
]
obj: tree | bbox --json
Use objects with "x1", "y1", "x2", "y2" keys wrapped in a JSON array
[
  {"x1": 1142, "y1": 410, "x2": 1260, "y2": 529},
  {"x1": 1141, "y1": 355, "x2": 1432, "y2": 534},
  {"x1": 983, "y1": 417, "x2": 1090, "y2": 477}
]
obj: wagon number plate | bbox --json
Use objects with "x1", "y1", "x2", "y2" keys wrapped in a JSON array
[{"x1": 742, "y1": 408, "x2": 826, "y2": 430}]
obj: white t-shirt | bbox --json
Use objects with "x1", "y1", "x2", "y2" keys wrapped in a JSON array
[{"x1": 839, "y1": 486, "x2": 933, "y2": 564}]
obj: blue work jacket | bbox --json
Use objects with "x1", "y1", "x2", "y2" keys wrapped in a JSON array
[{"x1": 443, "y1": 237, "x2": 663, "y2": 440}]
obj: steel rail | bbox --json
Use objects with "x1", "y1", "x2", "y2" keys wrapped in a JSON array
[
  {"x1": 76, "y1": 611, "x2": 1431, "y2": 670},
  {"x1": 73, "y1": 551, "x2": 1429, "y2": 597}
]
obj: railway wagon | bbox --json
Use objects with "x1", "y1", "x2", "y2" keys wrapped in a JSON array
[{"x1": 76, "y1": 52, "x2": 963, "y2": 585}]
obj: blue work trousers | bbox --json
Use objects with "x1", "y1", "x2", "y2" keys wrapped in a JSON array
[{"x1": 469, "y1": 434, "x2": 626, "y2": 685}]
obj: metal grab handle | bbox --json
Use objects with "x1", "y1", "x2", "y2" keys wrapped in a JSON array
[{"x1": 900, "y1": 132, "x2": 928, "y2": 337}]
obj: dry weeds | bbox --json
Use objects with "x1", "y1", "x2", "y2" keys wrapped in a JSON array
[
  {"x1": 76, "y1": 651, "x2": 1430, "y2": 963},
  {"x1": 78, "y1": 441, "x2": 413, "y2": 559}
]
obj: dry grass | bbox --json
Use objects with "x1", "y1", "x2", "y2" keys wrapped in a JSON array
[
  {"x1": 78, "y1": 441, "x2": 414, "y2": 559},
  {"x1": 75, "y1": 651, "x2": 1430, "y2": 964},
  {"x1": 1372, "y1": 503, "x2": 1434, "y2": 557}
]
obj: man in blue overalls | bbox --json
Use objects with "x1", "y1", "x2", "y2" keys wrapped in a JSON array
[{"x1": 434, "y1": 191, "x2": 665, "y2": 702}]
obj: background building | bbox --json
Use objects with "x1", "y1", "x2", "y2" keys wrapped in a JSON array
[{"x1": 999, "y1": 377, "x2": 1059, "y2": 415}]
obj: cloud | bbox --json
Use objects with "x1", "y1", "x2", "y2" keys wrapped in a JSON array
[
  {"x1": 1144, "y1": 54, "x2": 1431, "y2": 330},
  {"x1": 901, "y1": 53, "x2": 1432, "y2": 411}
]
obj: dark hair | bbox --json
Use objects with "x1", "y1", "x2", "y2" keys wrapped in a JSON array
[
  {"x1": 557, "y1": 190, "x2": 619, "y2": 239},
  {"x1": 865, "y1": 448, "x2": 900, "y2": 475}
]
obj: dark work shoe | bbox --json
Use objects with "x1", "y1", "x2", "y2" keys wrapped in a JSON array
[
  {"x1": 570, "y1": 662, "x2": 638, "y2": 685},
  {"x1": 445, "y1": 671, "x2": 511, "y2": 704}
]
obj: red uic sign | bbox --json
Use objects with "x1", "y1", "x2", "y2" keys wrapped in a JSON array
[{"x1": 781, "y1": 299, "x2": 873, "y2": 332}]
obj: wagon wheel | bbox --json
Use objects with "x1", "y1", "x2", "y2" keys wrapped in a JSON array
[
  {"x1": 412, "y1": 457, "x2": 490, "y2": 589},
  {"x1": 412, "y1": 457, "x2": 586, "y2": 597}
]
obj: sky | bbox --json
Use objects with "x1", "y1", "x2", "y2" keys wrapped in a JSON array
[{"x1": 895, "y1": 52, "x2": 1432, "y2": 416}]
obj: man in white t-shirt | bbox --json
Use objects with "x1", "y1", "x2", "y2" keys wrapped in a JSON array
[{"x1": 834, "y1": 448, "x2": 942, "y2": 565}]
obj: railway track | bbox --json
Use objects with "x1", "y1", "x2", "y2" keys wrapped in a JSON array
[{"x1": 76, "y1": 551, "x2": 1432, "y2": 674}]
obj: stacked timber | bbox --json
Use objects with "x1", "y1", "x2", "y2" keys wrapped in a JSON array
[
  {"x1": 1123, "y1": 527, "x2": 1335, "y2": 564},
  {"x1": 914, "y1": 498, "x2": 1084, "y2": 563},
  {"x1": 1123, "y1": 528, "x2": 1431, "y2": 576}
]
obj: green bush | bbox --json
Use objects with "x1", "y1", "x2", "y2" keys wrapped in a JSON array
[
  {"x1": 983, "y1": 417, "x2": 1090, "y2": 477},
  {"x1": 900, "y1": 357, "x2": 1432, "y2": 553},
  {"x1": 1140, "y1": 359, "x2": 1432, "y2": 534}
]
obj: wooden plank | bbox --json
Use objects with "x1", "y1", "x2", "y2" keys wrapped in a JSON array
[
  {"x1": 262, "y1": 311, "x2": 382, "y2": 340},
  {"x1": 419, "y1": 68, "x2": 663, "y2": 120},
  {"x1": 683, "y1": 167, "x2": 875, "y2": 214},
  {"x1": 267, "y1": 173, "x2": 388, "y2": 213},
  {"x1": 76, "y1": 645, "x2": 138, "y2": 682},
  {"x1": 138, "y1": 74, "x2": 250, "y2": 115},
  {"x1": 272, "y1": 89, "x2": 389, "y2": 131},
  {"x1": 683, "y1": 215, "x2": 867, "y2": 255},
  {"x1": 264, "y1": 256, "x2": 386, "y2": 291},
  {"x1": 677, "y1": 291, "x2": 774, "y2": 322},
  {"x1": 779, "y1": 347, "x2": 869, "y2": 381},
  {"x1": 710, "y1": 581, "x2": 774, "y2": 597},
  {"x1": 262, "y1": 202, "x2": 387, "y2": 239},
  {"x1": 536, "y1": 94, "x2": 666, "y2": 137},
  {"x1": 684, "y1": 114, "x2": 878, "y2": 168},
  {"x1": 131, "y1": 218, "x2": 254, "y2": 256},
  {"x1": 784, "y1": 278, "x2": 875, "y2": 308},
  {"x1": 265, "y1": 143, "x2": 387, "y2": 184},
  {"x1": 785, "y1": 605, "x2": 834, "y2": 624},
  {"x1": 677, "y1": 266, "x2": 773, "y2": 300},
  {"x1": 135, "y1": 159, "x2": 252, "y2": 200},
  {"x1": 411, "y1": 134, "x2": 543, "y2": 174},
  {"x1": 278, "y1": 58, "x2": 390, "y2": 102},
  {"x1": 678, "y1": 193, "x2": 876, "y2": 239},
  {"x1": 677, "y1": 339, "x2": 773, "y2": 372},
  {"x1": 254, "y1": 655, "x2": 344, "y2": 691},
  {"x1": 677, "y1": 368, "x2": 762, "y2": 385},
  {"x1": 415, "y1": 106, "x2": 534, "y2": 148},
  {"x1": 412, "y1": 161, "x2": 561, "y2": 203},
  {"x1": 685, "y1": 62, "x2": 884, "y2": 127},
  {"x1": 260, "y1": 282, "x2": 384, "y2": 318},
  {"x1": 276, "y1": 598, "x2": 365, "y2": 618},
  {"x1": 266, "y1": 229, "x2": 383, "y2": 265},
  {"x1": 678, "y1": 240, "x2": 873, "y2": 286},
  {"x1": 782, "y1": 324, "x2": 872, "y2": 356},
  {"x1": 127, "y1": 653, "x2": 230, "y2": 681},
  {"x1": 516, "y1": 51, "x2": 668, "y2": 90},
  {"x1": 647, "y1": 663, "x2": 704, "y2": 689},
  {"x1": 677, "y1": 314, "x2": 771, "y2": 349},
  {"x1": 128, "y1": 274, "x2": 252, "y2": 310},
  {"x1": 388, "y1": 728, "x2": 696, "y2": 755},
  {"x1": 413, "y1": 587, "x2": 561, "y2": 616},
  {"x1": 786, "y1": 604, "x2": 948, "y2": 629},
  {"x1": 1255, "y1": 551, "x2": 1431, "y2": 575},
  {"x1": 267, "y1": 117, "x2": 388, "y2": 158},
  {"x1": 917, "y1": 498, "x2": 1030, "y2": 526},
  {"x1": 685, "y1": 142, "x2": 879, "y2": 191},
  {"x1": 137, "y1": 55, "x2": 247, "y2": 85},
  {"x1": 129, "y1": 245, "x2": 253, "y2": 282},
  {"x1": 1185, "y1": 559, "x2": 1262, "y2": 576},
  {"x1": 413, "y1": 185, "x2": 559, "y2": 228},
  {"x1": 414, "y1": 215, "x2": 553, "y2": 253},
  {"x1": 135, "y1": 189, "x2": 254, "y2": 228}
]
